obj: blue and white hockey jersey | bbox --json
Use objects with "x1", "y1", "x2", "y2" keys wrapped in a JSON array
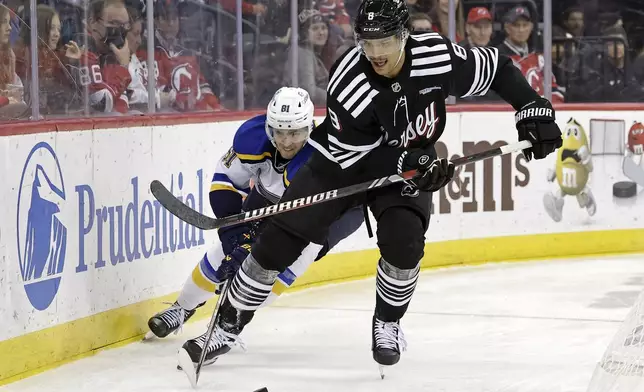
[
  {"x1": 205, "y1": 115, "x2": 364, "y2": 304},
  {"x1": 209, "y1": 114, "x2": 315, "y2": 218}
]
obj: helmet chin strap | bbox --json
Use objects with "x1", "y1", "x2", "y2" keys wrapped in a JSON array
[
  {"x1": 386, "y1": 30, "x2": 408, "y2": 76},
  {"x1": 391, "y1": 45, "x2": 405, "y2": 72}
]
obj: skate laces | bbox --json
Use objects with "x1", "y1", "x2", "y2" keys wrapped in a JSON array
[
  {"x1": 374, "y1": 319, "x2": 407, "y2": 352},
  {"x1": 196, "y1": 326, "x2": 247, "y2": 353},
  {"x1": 157, "y1": 302, "x2": 188, "y2": 335}
]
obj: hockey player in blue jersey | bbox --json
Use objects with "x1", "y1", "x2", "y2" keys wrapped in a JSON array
[{"x1": 147, "y1": 87, "x2": 365, "y2": 363}]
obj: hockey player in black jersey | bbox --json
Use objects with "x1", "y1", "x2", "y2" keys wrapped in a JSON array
[{"x1": 187, "y1": 0, "x2": 563, "y2": 375}]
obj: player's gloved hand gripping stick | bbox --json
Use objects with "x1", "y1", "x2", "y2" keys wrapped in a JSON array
[{"x1": 150, "y1": 140, "x2": 533, "y2": 231}]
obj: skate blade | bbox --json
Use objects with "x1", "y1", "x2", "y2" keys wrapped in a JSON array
[
  {"x1": 178, "y1": 348, "x2": 198, "y2": 389},
  {"x1": 378, "y1": 365, "x2": 385, "y2": 380},
  {"x1": 142, "y1": 331, "x2": 157, "y2": 341},
  {"x1": 177, "y1": 357, "x2": 219, "y2": 371}
]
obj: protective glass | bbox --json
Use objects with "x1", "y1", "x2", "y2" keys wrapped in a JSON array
[
  {"x1": 356, "y1": 34, "x2": 404, "y2": 58},
  {"x1": 268, "y1": 126, "x2": 309, "y2": 145}
]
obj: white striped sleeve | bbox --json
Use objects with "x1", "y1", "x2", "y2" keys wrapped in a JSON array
[
  {"x1": 448, "y1": 43, "x2": 500, "y2": 98},
  {"x1": 409, "y1": 34, "x2": 453, "y2": 77},
  {"x1": 308, "y1": 133, "x2": 384, "y2": 170},
  {"x1": 327, "y1": 134, "x2": 384, "y2": 169},
  {"x1": 312, "y1": 47, "x2": 384, "y2": 170},
  {"x1": 460, "y1": 47, "x2": 499, "y2": 97}
]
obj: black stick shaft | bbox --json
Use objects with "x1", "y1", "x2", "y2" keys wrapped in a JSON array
[{"x1": 150, "y1": 140, "x2": 531, "y2": 231}]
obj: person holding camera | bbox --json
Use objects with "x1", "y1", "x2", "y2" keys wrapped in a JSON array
[{"x1": 69, "y1": 0, "x2": 132, "y2": 114}]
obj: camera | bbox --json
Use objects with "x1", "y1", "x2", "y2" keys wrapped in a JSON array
[{"x1": 104, "y1": 26, "x2": 127, "y2": 49}]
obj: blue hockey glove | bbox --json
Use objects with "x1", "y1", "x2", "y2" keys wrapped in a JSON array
[
  {"x1": 515, "y1": 98, "x2": 563, "y2": 161},
  {"x1": 214, "y1": 243, "x2": 252, "y2": 294},
  {"x1": 217, "y1": 224, "x2": 254, "y2": 256}
]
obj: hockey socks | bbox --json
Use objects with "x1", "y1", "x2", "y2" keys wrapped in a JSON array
[
  {"x1": 227, "y1": 259, "x2": 276, "y2": 310},
  {"x1": 177, "y1": 250, "x2": 222, "y2": 311},
  {"x1": 217, "y1": 254, "x2": 279, "y2": 335},
  {"x1": 375, "y1": 257, "x2": 419, "y2": 321},
  {"x1": 372, "y1": 258, "x2": 417, "y2": 369}
]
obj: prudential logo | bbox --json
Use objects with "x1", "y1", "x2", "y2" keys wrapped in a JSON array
[{"x1": 16, "y1": 142, "x2": 67, "y2": 311}]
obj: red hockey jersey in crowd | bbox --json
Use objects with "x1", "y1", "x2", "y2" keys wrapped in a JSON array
[
  {"x1": 315, "y1": 0, "x2": 350, "y2": 25},
  {"x1": 509, "y1": 52, "x2": 565, "y2": 103},
  {"x1": 69, "y1": 33, "x2": 131, "y2": 113},
  {"x1": 136, "y1": 33, "x2": 221, "y2": 112}
]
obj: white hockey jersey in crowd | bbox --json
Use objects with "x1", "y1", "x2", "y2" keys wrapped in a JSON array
[{"x1": 127, "y1": 54, "x2": 160, "y2": 109}]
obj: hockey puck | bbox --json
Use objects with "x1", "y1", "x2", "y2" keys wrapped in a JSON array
[
  {"x1": 253, "y1": 388, "x2": 268, "y2": 392},
  {"x1": 613, "y1": 181, "x2": 637, "y2": 198}
]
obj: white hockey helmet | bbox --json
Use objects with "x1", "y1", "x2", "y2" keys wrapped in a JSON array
[{"x1": 265, "y1": 87, "x2": 315, "y2": 147}]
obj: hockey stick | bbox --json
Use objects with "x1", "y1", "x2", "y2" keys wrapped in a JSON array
[
  {"x1": 151, "y1": 140, "x2": 532, "y2": 231},
  {"x1": 177, "y1": 280, "x2": 230, "y2": 388}
]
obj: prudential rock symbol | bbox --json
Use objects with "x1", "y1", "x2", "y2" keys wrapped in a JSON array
[{"x1": 16, "y1": 142, "x2": 68, "y2": 311}]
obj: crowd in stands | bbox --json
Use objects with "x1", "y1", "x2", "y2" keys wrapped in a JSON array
[{"x1": 1, "y1": 0, "x2": 644, "y2": 120}]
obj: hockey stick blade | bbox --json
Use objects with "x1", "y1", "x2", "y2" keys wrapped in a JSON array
[
  {"x1": 150, "y1": 180, "x2": 216, "y2": 230},
  {"x1": 178, "y1": 348, "x2": 198, "y2": 389},
  {"x1": 194, "y1": 281, "x2": 229, "y2": 383},
  {"x1": 151, "y1": 140, "x2": 532, "y2": 231},
  {"x1": 176, "y1": 282, "x2": 229, "y2": 389}
]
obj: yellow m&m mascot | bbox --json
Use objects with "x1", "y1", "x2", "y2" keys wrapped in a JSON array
[{"x1": 543, "y1": 118, "x2": 596, "y2": 221}]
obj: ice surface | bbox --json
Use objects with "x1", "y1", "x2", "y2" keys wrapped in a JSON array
[{"x1": 3, "y1": 255, "x2": 644, "y2": 392}]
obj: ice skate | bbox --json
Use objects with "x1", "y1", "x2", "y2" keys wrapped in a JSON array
[
  {"x1": 180, "y1": 324, "x2": 246, "y2": 367},
  {"x1": 577, "y1": 188, "x2": 596, "y2": 217},
  {"x1": 147, "y1": 302, "x2": 201, "y2": 339},
  {"x1": 543, "y1": 192, "x2": 564, "y2": 222},
  {"x1": 372, "y1": 315, "x2": 407, "y2": 379}
]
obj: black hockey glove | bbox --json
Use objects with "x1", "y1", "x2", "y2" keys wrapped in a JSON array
[
  {"x1": 398, "y1": 149, "x2": 455, "y2": 192},
  {"x1": 515, "y1": 98, "x2": 563, "y2": 161}
]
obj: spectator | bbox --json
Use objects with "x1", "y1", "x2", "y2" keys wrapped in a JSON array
[
  {"x1": 137, "y1": 0, "x2": 221, "y2": 112},
  {"x1": 310, "y1": 0, "x2": 347, "y2": 71},
  {"x1": 4, "y1": 0, "x2": 21, "y2": 46},
  {"x1": 561, "y1": 6, "x2": 584, "y2": 38},
  {"x1": 513, "y1": 52, "x2": 565, "y2": 103},
  {"x1": 124, "y1": 8, "x2": 177, "y2": 112},
  {"x1": 498, "y1": 5, "x2": 533, "y2": 58},
  {"x1": 14, "y1": 4, "x2": 82, "y2": 115},
  {"x1": 284, "y1": 9, "x2": 328, "y2": 105},
  {"x1": 459, "y1": 6, "x2": 492, "y2": 50},
  {"x1": 410, "y1": 12, "x2": 432, "y2": 33},
  {"x1": 574, "y1": 25, "x2": 644, "y2": 102},
  {"x1": 551, "y1": 25, "x2": 579, "y2": 92},
  {"x1": 456, "y1": 7, "x2": 496, "y2": 102},
  {"x1": 0, "y1": 3, "x2": 27, "y2": 119},
  {"x1": 314, "y1": 0, "x2": 352, "y2": 38},
  {"x1": 603, "y1": 26, "x2": 629, "y2": 79},
  {"x1": 429, "y1": 0, "x2": 464, "y2": 42},
  {"x1": 55, "y1": 0, "x2": 86, "y2": 46},
  {"x1": 497, "y1": 6, "x2": 565, "y2": 103},
  {"x1": 68, "y1": 0, "x2": 132, "y2": 114},
  {"x1": 124, "y1": 10, "x2": 151, "y2": 112}
]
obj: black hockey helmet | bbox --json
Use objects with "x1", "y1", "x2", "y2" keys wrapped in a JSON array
[{"x1": 354, "y1": 0, "x2": 410, "y2": 40}]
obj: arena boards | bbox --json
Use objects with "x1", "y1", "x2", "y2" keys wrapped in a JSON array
[{"x1": 1, "y1": 105, "x2": 643, "y2": 386}]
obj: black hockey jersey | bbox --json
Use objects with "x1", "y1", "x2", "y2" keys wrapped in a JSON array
[{"x1": 308, "y1": 32, "x2": 539, "y2": 175}]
